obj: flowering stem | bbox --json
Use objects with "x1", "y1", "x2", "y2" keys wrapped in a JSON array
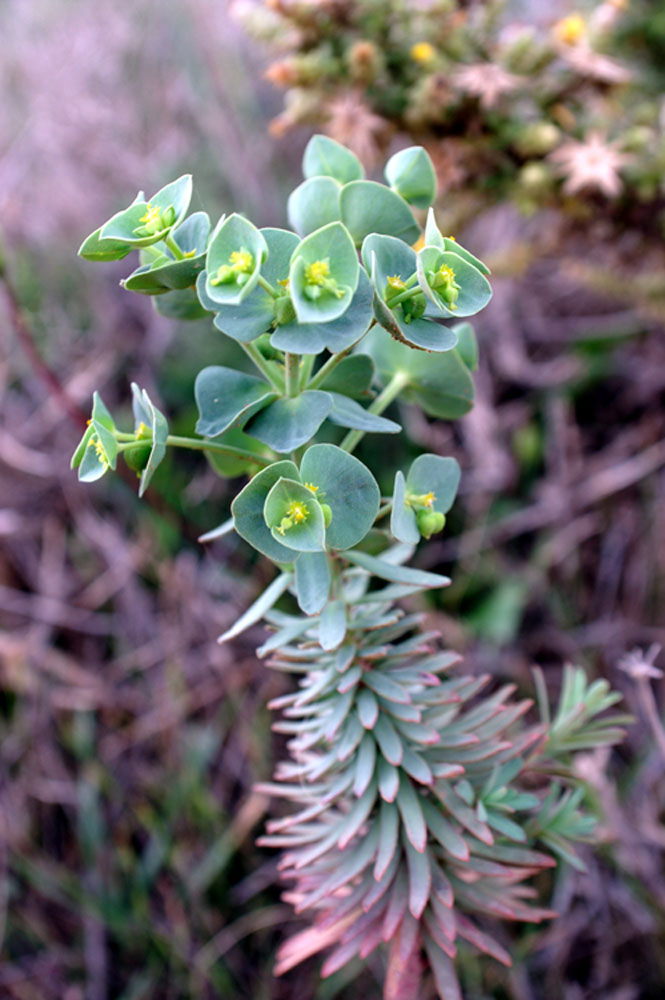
[
  {"x1": 164, "y1": 435, "x2": 271, "y2": 466},
  {"x1": 388, "y1": 283, "x2": 424, "y2": 308},
  {"x1": 241, "y1": 342, "x2": 285, "y2": 392},
  {"x1": 257, "y1": 275, "x2": 279, "y2": 299},
  {"x1": 306, "y1": 322, "x2": 376, "y2": 391},
  {"x1": 163, "y1": 234, "x2": 186, "y2": 261},
  {"x1": 340, "y1": 371, "x2": 410, "y2": 454},
  {"x1": 285, "y1": 353, "x2": 300, "y2": 397}
]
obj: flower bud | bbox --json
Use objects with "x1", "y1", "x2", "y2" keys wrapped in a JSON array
[
  {"x1": 515, "y1": 122, "x2": 560, "y2": 157},
  {"x1": 518, "y1": 162, "x2": 554, "y2": 196},
  {"x1": 417, "y1": 509, "x2": 445, "y2": 539},
  {"x1": 347, "y1": 41, "x2": 383, "y2": 84},
  {"x1": 320, "y1": 503, "x2": 333, "y2": 529},
  {"x1": 124, "y1": 443, "x2": 152, "y2": 473},
  {"x1": 274, "y1": 294, "x2": 296, "y2": 325}
]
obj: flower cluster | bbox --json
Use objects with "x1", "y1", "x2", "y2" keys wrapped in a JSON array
[
  {"x1": 73, "y1": 137, "x2": 627, "y2": 997},
  {"x1": 235, "y1": 0, "x2": 665, "y2": 234}
]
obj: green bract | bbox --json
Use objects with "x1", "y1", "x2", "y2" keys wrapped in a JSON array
[
  {"x1": 302, "y1": 134, "x2": 365, "y2": 184},
  {"x1": 340, "y1": 180, "x2": 421, "y2": 247},
  {"x1": 70, "y1": 392, "x2": 118, "y2": 482},
  {"x1": 122, "y1": 212, "x2": 210, "y2": 295},
  {"x1": 130, "y1": 385, "x2": 169, "y2": 497},
  {"x1": 363, "y1": 234, "x2": 459, "y2": 352},
  {"x1": 97, "y1": 175, "x2": 193, "y2": 250},
  {"x1": 71, "y1": 136, "x2": 626, "y2": 1000},
  {"x1": 289, "y1": 222, "x2": 359, "y2": 324},
  {"x1": 385, "y1": 145, "x2": 437, "y2": 209},
  {"x1": 287, "y1": 176, "x2": 341, "y2": 236},
  {"x1": 264, "y1": 477, "x2": 327, "y2": 552},
  {"x1": 416, "y1": 245, "x2": 492, "y2": 318},
  {"x1": 391, "y1": 454, "x2": 461, "y2": 545},
  {"x1": 205, "y1": 213, "x2": 268, "y2": 306}
]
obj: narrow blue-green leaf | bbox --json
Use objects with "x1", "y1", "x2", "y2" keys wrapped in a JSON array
[
  {"x1": 327, "y1": 392, "x2": 400, "y2": 434},
  {"x1": 294, "y1": 551, "x2": 330, "y2": 615},
  {"x1": 353, "y1": 733, "x2": 377, "y2": 798},
  {"x1": 345, "y1": 549, "x2": 450, "y2": 588},
  {"x1": 397, "y1": 775, "x2": 428, "y2": 853},
  {"x1": 374, "y1": 800, "x2": 400, "y2": 880},
  {"x1": 217, "y1": 571, "x2": 293, "y2": 644},
  {"x1": 319, "y1": 599, "x2": 347, "y2": 651}
]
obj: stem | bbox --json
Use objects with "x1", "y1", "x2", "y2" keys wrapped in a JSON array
[
  {"x1": 306, "y1": 321, "x2": 376, "y2": 391},
  {"x1": 164, "y1": 435, "x2": 271, "y2": 467},
  {"x1": 257, "y1": 274, "x2": 279, "y2": 299},
  {"x1": 307, "y1": 349, "x2": 350, "y2": 390},
  {"x1": 374, "y1": 501, "x2": 393, "y2": 522},
  {"x1": 340, "y1": 371, "x2": 409, "y2": 455},
  {"x1": 299, "y1": 355, "x2": 315, "y2": 390},
  {"x1": 387, "y1": 284, "x2": 424, "y2": 308},
  {"x1": 164, "y1": 233, "x2": 185, "y2": 261},
  {"x1": 241, "y1": 342, "x2": 285, "y2": 392},
  {"x1": 285, "y1": 353, "x2": 300, "y2": 398}
]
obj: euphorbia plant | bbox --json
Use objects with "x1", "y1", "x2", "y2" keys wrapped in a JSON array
[{"x1": 73, "y1": 136, "x2": 627, "y2": 998}]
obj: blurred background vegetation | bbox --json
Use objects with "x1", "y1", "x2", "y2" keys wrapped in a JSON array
[{"x1": 1, "y1": 0, "x2": 664, "y2": 997}]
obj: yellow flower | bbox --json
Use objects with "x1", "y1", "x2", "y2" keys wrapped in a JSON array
[
  {"x1": 387, "y1": 275, "x2": 407, "y2": 291},
  {"x1": 411, "y1": 42, "x2": 436, "y2": 66},
  {"x1": 553, "y1": 14, "x2": 586, "y2": 45},
  {"x1": 229, "y1": 248, "x2": 254, "y2": 273},
  {"x1": 305, "y1": 259, "x2": 331, "y2": 285},
  {"x1": 139, "y1": 203, "x2": 162, "y2": 227},
  {"x1": 304, "y1": 482, "x2": 319, "y2": 494}
]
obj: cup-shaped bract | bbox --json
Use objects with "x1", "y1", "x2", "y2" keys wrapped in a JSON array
[
  {"x1": 299, "y1": 444, "x2": 380, "y2": 550},
  {"x1": 362, "y1": 234, "x2": 458, "y2": 352},
  {"x1": 270, "y1": 267, "x2": 374, "y2": 355},
  {"x1": 97, "y1": 175, "x2": 193, "y2": 249},
  {"x1": 289, "y1": 222, "x2": 359, "y2": 324},
  {"x1": 384, "y1": 146, "x2": 437, "y2": 209},
  {"x1": 232, "y1": 461, "x2": 301, "y2": 563},
  {"x1": 205, "y1": 213, "x2": 268, "y2": 307},
  {"x1": 70, "y1": 392, "x2": 118, "y2": 482},
  {"x1": 302, "y1": 134, "x2": 365, "y2": 184},
  {"x1": 198, "y1": 227, "x2": 298, "y2": 343},
  {"x1": 130, "y1": 385, "x2": 169, "y2": 497},
  {"x1": 425, "y1": 208, "x2": 491, "y2": 276},
  {"x1": 122, "y1": 212, "x2": 211, "y2": 295},
  {"x1": 391, "y1": 454, "x2": 461, "y2": 544},
  {"x1": 416, "y1": 246, "x2": 493, "y2": 319},
  {"x1": 264, "y1": 478, "x2": 327, "y2": 552}
]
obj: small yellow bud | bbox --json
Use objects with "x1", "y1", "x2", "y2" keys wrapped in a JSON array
[
  {"x1": 553, "y1": 14, "x2": 586, "y2": 45},
  {"x1": 304, "y1": 482, "x2": 319, "y2": 494},
  {"x1": 411, "y1": 42, "x2": 436, "y2": 66}
]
